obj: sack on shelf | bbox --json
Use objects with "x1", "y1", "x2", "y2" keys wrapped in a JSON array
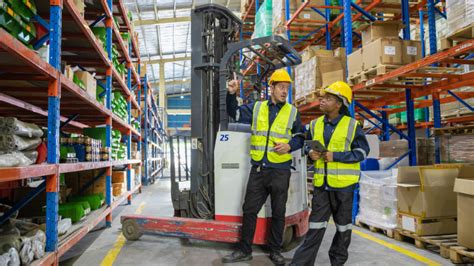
[
  {"x1": 0, "y1": 134, "x2": 41, "y2": 152},
  {"x1": 0, "y1": 117, "x2": 43, "y2": 138},
  {"x1": 0, "y1": 152, "x2": 34, "y2": 167}
]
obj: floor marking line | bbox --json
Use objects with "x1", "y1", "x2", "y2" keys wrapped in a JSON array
[
  {"x1": 352, "y1": 229, "x2": 441, "y2": 266},
  {"x1": 100, "y1": 201, "x2": 146, "y2": 266}
]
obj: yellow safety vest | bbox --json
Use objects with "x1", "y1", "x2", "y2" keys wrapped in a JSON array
[
  {"x1": 250, "y1": 100, "x2": 297, "y2": 164},
  {"x1": 310, "y1": 115, "x2": 360, "y2": 188}
]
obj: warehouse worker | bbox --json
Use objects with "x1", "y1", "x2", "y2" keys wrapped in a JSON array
[
  {"x1": 222, "y1": 69, "x2": 304, "y2": 265},
  {"x1": 290, "y1": 81, "x2": 369, "y2": 266}
]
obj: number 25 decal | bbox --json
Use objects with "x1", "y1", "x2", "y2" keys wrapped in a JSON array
[{"x1": 220, "y1": 134, "x2": 229, "y2": 141}]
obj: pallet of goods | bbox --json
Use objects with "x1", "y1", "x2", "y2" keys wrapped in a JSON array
[{"x1": 294, "y1": 47, "x2": 346, "y2": 107}]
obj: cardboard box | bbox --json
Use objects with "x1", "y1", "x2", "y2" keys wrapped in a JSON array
[
  {"x1": 295, "y1": 55, "x2": 345, "y2": 99},
  {"x1": 360, "y1": 21, "x2": 402, "y2": 45},
  {"x1": 402, "y1": 40, "x2": 422, "y2": 64},
  {"x1": 380, "y1": 139, "x2": 409, "y2": 158},
  {"x1": 397, "y1": 165, "x2": 461, "y2": 218},
  {"x1": 348, "y1": 48, "x2": 363, "y2": 77},
  {"x1": 75, "y1": 71, "x2": 97, "y2": 99},
  {"x1": 362, "y1": 38, "x2": 403, "y2": 70},
  {"x1": 301, "y1": 46, "x2": 333, "y2": 62},
  {"x1": 397, "y1": 213, "x2": 457, "y2": 236},
  {"x1": 454, "y1": 165, "x2": 474, "y2": 249},
  {"x1": 64, "y1": 65, "x2": 74, "y2": 80},
  {"x1": 112, "y1": 171, "x2": 126, "y2": 183}
]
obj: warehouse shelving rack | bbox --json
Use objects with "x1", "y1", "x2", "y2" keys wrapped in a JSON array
[
  {"x1": 140, "y1": 76, "x2": 167, "y2": 186},
  {"x1": 242, "y1": 0, "x2": 474, "y2": 166},
  {"x1": 0, "y1": 1, "x2": 164, "y2": 265}
]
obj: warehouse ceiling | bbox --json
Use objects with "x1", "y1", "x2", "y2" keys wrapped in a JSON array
[{"x1": 124, "y1": 0, "x2": 241, "y2": 96}]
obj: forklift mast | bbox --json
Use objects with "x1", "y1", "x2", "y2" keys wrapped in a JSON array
[{"x1": 170, "y1": 4, "x2": 301, "y2": 219}]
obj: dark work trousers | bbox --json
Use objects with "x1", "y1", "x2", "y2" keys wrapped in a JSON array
[
  {"x1": 238, "y1": 165, "x2": 291, "y2": 255},
  {"x1": 291, "y1": 186, "x2": 354, "y2": 266}
]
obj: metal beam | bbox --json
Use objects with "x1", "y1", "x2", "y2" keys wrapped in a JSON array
[
  {"x1": 151, "y1": 79, "x2": 191, "y2": 86},
  {"x1": 142, "y1": 56, "x2": 191, "y2": 65},
  {"x1": 133, "y1": 16, "x2": 190, "y2": 26}
]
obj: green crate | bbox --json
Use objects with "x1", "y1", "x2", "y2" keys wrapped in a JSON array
[{"x1": 7, "y1": 0, "x2": 37, "y2": 22}]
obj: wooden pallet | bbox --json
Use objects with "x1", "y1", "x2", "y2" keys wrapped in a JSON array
[
  {"x1": 441, "y1": 23, "x2": 474, "y2": 50},
  {"x1": 349, "y1": 64, "x2": 400, "y2": 85},
  {"x1": 394, "y1": 230, "x2": 458, "y2": 258},
  {"x1": 434, "y1": 124, "x2": 474, "y2": 136},
  {"x1": 355, "y1": 219, "x2": 394, "y2": 238},
  {"x1": 295, "y1": 91, "x2": 319, "y2": 107},
  {"x1": 449, "y1": 245, "x2": 474, "y2": 264}
]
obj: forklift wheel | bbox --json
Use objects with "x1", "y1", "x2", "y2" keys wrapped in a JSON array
[{"x1": 122, "y1": 219, "x2": 143, "y2": 241}]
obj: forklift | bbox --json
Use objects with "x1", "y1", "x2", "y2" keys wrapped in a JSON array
[{"x1": 121, "y1": 4, "x2": 310, "y2": 250}]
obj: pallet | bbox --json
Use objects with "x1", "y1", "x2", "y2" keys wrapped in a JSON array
[
  {"x1": 394, "y1": 230, "x2": 458, "y2": 258},
  {"x1": 348, "y1": 64, "x2": 399, "y2": 85},
  {"x1": 449, "y1": 245, "x2": 474, "y2": 264},
  {"x1": 295, "y1": 91, "x2": 319, "y2": 107},
  {"x1": 434, "y1": 124, "x2": 474, "y2": 136},
  {"x1": 355, "y1": 219, "x2": 394, "y2": 238},
  {"x1": 441, "y1": 23, "x2": 474, "y2": 50}
]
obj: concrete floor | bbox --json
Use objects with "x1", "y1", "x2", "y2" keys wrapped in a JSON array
[{"x1": 61, "y1": 176, "x2": 453, "y2": 266}]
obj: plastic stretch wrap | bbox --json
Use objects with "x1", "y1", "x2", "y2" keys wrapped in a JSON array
[
  {"x1": 0, "y1": 248, "x2": 20, "y2": 266},
  {"x1": 58, "y1": 218, "x2": 72, "y2": 236},
  {"x1": 357, "y1": 169, "x2": 398, "y2": 230},
  {"x1": 0, "y1": 117, "x2": 43, "y2": 138}
]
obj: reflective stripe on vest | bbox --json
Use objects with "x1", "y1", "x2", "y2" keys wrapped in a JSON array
[
  {"x1": 250, "y1": 100, "x2": 297, "y2": 163},
  {"x1": 311, "y1": 115, "x2": 361, "y2": 188}
]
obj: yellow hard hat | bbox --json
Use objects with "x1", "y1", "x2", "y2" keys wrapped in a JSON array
[
  {"x1": 269, "y1": 69, "x2": 292, "y2": 85},
  {"x1": 321, "y1": 81, "x2": 353, "y2": 107}
]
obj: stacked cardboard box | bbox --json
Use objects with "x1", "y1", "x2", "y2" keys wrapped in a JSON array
[
  {"x1": 446, "y1": 0, "x2": 474, "y2": 36},
  {"x1": 112, "y1": 170, "x2": 127, "y2": 196},
  {"x1": 397, "y1": 165, "x2": 461, "y2": 235},
  {"x1": 272, "y1": 0, "x2": 325, "y2": 33},
  {"x1": 440, "y1": 134, "x2": 474, "y2": 163},
  {"x1": 294, "y1": 48, "x2": 346, "y2": 100},
  {"x1": 66, "y1": 170, "x2": 107, "y2": 196},
  {"x1": 454, "y1": 165, "x2": 474, "y2": 249},
  {"x1": 348, "y1": 21, "x2": 422, "y2": 78}
]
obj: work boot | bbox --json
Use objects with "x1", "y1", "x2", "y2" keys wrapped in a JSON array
[
  {"x1": 222, "y1": 250, "x2": 252, "y2": 263},
  {"x1": 269, "y1": 252, "x2": 286, "y2": 265}
]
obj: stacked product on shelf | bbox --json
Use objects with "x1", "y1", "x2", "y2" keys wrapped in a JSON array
[
  {"x1": 64, "y1": 65, "x2": 97, "y2": 99},
  {"x1": 347, "y1": 21, "x2": 422, "y2": 81},
  {"x1": 0, "y1": 0, "x2": 37, "y2": 45},
  {"x1": 272, "y1": 0, "x2": 325, "y2": 34},
  {"x1": 357, "y1": 169, "x2": 398, "y2": 230},
  {"x1": 294, "y1": 47, "x2": 346, "y2": 101},
  {"x1": 60, "y1": 135, "x2": 104, "y2": 163},
  {"x1": 112, "y1": 91, "x2": 128, "y2": 121},
  {"x1": 112, "y1": 169, "x2": 135, "y2": 196},
  {"x1": 0, "y1": 117, "x2": 42, "y2": 167},
  {"x1": 83, "y1": 128, "x2": 126, "y2": 160},
  {"x1": 446, "y1": 0, "x2": 474, "y2": 36},
  {"x1": 91, "y1": 27, "x2": 127, "y2": 78},
  {"x1": 131, "y1": 117, "x2": 140, "y2": 131}
]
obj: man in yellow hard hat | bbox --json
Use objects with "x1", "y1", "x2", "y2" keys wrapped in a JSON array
[
  {"x1": 222, "y1": 69, "x2": 304, "y2": 265},
  {"x1": 290, "y1": 81, "x2": 370, "y2": 266}
]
